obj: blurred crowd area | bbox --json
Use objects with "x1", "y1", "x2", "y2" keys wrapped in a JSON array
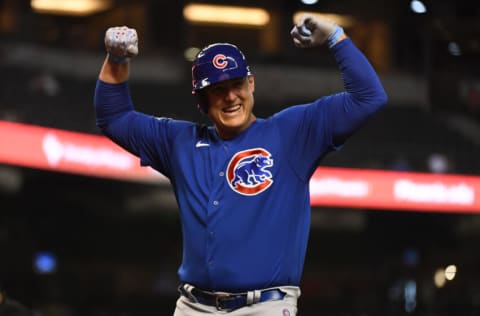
[
  {"x1": 1, "y1": 63, "x2": 479, "y2": 176},
  {"x1": 0, "y1": 0, "x2": 479, "y2": 176},
  {"x1": 1, "y1": 0, "x2": 480, "y2": 316},
  {"x1": 2, "y1": 179, "x2": 480, "y2": 316}
]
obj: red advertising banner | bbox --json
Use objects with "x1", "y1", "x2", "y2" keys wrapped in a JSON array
[
  {"x1": 0, "y1": 121, "x2": 167, "y2": 183},
  {"x1": 310, "y1": 167, "x2": 480, "y2": 213},
  {"x1": 1, "y1": 120, "x2": 480, "y2": 212}
]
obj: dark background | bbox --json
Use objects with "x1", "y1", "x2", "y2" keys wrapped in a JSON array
[{"x1": 1, "y1": 0, "x2": 480, "y2": 315}]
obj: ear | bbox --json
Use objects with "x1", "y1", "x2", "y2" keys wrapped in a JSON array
[{"x1": 248, "y1": 75, "x2": 255, "y2": 93}]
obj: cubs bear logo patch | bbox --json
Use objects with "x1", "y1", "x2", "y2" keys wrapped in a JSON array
[{"x1": 226, "y1": 148, "x2": 274, "y2": 196}]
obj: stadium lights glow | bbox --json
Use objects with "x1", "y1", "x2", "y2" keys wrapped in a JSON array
[
  {"x1": 184, "y1": 47, "x2": 200, "y2": 62},
  {"x1": 183, "y1": 4, "x2": 270, "y2": 26},
  {"x1": 434, "y1": 268, "x2": 446, "y2": 288},
  {"x1": 448, "y1": 42, "x2": 462, "y2": 56},
  {"x1": 31, "y1": 0, "x2": 112, "y2": 16},
  {"x1": 34, "y1": 252, "x2": 57, "y2": 274},
  {"x1": 410, "y1": 0, "x2": 427, "y2": 14},
  {"x1": 301, "y1": 0, "x2": 319, "y2": 4},
  {"x1": 293, "y1": 11, "x2": 356, "y2": 28},
  {"x1": 444, "y1": 264, "x2": 457, "y2": 280},
  {"x1": 434, "y1": 265, "x2": 458, "y2": 288}
]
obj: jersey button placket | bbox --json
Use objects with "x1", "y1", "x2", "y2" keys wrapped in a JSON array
[{"x1": 207, "y1": 200, "x2": 219, "y2": 274}]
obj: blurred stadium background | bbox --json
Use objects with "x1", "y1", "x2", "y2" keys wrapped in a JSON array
[{"x1": 1, "y1": 0, "x2": 480, "y2": 315}]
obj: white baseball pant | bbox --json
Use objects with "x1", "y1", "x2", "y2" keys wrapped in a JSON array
[{"x1": 173, "y1": 285, "x2": 300, "y2": 316}]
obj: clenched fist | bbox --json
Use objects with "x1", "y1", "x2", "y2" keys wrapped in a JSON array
[
  {"x1": 290, "y1": 15, "x2": 344, "y2": 48},
  {"x1": 104, "y1": 26, "x2": 139, "y2": 64}
]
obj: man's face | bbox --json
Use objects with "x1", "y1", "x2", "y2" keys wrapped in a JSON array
[{"x1": 204, "y1": 75, "x2": 256, "y2": 139}]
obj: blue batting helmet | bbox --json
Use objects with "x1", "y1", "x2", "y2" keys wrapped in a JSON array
[{"x1": 191, "y1": 43, "x2": 252, "y2": 94}]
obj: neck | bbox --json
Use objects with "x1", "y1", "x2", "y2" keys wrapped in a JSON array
[{"x1": 216, "y1": 115, "x2": 257, "y2": 140}]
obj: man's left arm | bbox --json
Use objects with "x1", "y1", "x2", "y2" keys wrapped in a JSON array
[{"x1": 291, "y1": 15, "x2": 388, "y2": 145}]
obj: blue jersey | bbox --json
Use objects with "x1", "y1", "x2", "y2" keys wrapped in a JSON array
[{"x1": 94, "y1": 39, "x2": 387, "y2": 292}]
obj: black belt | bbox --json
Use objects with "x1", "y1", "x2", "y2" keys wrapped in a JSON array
[{"x1": 179, "y1": 284, "x2": 286, "y2": 311}]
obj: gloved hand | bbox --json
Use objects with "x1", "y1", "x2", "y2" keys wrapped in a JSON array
[
  {"x1": 104, "y1": 26, "x2": 139, "y2": 64},
  {"x1": 290, "y1": 15, "x2": 345, "y2": 48}
]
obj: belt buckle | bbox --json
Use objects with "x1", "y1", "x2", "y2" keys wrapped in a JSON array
[{"x1": 215, "y1": 293, "x2": 232, "y2": 311}]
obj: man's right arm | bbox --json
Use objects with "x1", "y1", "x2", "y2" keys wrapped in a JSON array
[
  {"x1": 94, "y1": 26, "x2": 145, "y2": 156},
  {"x1": 93, "y1": 26, "x2": 175, "y2": 176},
  {"x1": 95, "y1": 53, "x2": 132, "y2": 130},
  {"x1": 95, "y1": 25, "x2": 138, "y2": 129},
  {"x1": 98, "y1": 56, "x2": 130, "y2": 84}
]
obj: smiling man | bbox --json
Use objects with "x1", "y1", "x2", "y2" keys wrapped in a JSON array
[
  {"x1": 188, "y1": 42, "x2": 257, "y2": 140},
  {"x1": 200, "y1": 72, "x2": 255, "y2": 139},
  {"x1": 94, "y1": 14, "x2": 387, "y2": 316}
]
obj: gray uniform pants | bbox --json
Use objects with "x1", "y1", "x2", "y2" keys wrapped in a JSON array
[{"x1": 173, "y1": 286, "x2": 300, "y2": 316}]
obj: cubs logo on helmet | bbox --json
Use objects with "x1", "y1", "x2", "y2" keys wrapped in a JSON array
[
  {"x1": 212, "y1": 54, "x2": 239, "y2": 71},
  {"x1": 226, "y1": 148, "x2": 274, "y2": 196},
  {"x1": 213, "y1": 54, "x2": 227, "y2": 69}
]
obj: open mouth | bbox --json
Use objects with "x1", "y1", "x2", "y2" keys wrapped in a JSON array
[{"x1": 222, "y1": 104, "x2": 241, "y2": 113}]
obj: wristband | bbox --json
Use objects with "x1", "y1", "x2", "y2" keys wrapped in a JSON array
[{"x1": 327, "y1": 25, "x2": 345, "y2": 48}]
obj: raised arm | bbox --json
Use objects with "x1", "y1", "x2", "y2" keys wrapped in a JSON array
[
  {"x1": 93, "y1": 26, "x2": 181, "y2": 178},
  {"x1": 93, "y1": 26, "x2": 161, "y2": 164},
  {"x1": 291, "y1": 14, "x2": 388, "y2": 145},
  {"x1": 94, "y1": 26, "x2": 139, "y2": 131}
]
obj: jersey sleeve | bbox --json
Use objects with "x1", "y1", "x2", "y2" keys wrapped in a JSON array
[
  {"x1": 94, "y1": 80, "x2": 181, "y2": 177},
  {"x1": 273, "y1": 38, "x2": 388, "y2": 179},
  {"x1": 328, "y1": 38, "x2": 388, "y2": 144}
]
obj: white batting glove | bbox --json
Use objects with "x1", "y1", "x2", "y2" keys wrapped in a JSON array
[
  {"x1": 290, "y1": 15, "x2": 344, "y2": 48},
  {"x1": 104, "y1": 26, "x2": 138, "y2": 64}
]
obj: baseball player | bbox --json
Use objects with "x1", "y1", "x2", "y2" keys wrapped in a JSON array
[{"x1": 94, "y1": 14, "x2": 387, "y2": 316}]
